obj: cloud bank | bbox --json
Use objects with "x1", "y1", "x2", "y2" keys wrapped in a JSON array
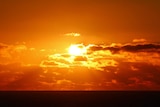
[{"x1": 0, "y1": 40, "x2": 160, "y2": 90}]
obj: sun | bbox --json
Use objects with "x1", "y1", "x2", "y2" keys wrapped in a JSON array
[{"x1": 68, "y1": 44, "x2": 86, "y2": 56}]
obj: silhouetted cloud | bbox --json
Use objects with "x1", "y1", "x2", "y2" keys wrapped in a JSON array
[
  {"x1": 121, "y1": 44, "x2": 160, "y2": 52},
  {"x1": 88, "y1": 43, "x2": 160, "y2": 53}
]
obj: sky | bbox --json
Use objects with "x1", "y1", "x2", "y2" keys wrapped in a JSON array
[{"x1": 0, "y1": 0, "x2": 160, "y2": 90}]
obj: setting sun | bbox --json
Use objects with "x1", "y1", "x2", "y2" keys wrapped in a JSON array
[
  {"x1": 68, "y1": 44, "x2": 87, "y2": 56},
  {"x1": 1, "y1": 0, "x2": 160, "y2": 91}
]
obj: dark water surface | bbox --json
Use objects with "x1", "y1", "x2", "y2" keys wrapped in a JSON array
[{"x1": 0, "y1": 91, "x2": 159, "y2": 107}]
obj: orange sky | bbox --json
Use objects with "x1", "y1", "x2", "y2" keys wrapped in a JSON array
[
  {"x1": 0, "y1": 0, "x2": 160, "y2": 90},
  {"x1": 1, "y1": 0, "x2": 160, "y2": 47}
]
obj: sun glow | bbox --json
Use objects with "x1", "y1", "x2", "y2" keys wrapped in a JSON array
[{"x1": 68, "y1": 44, "x2": 87, "y2": 56}]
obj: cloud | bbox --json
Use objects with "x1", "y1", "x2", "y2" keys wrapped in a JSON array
[
  {"x1": 0, "y1": 63, "x2": 43, "y2": 90},
  {"x1": 0, "y1": 47, "x2": 11, "y2": 61},
  {"x1": 132, "y1": 38, "x2": 147, "y2": 43},
  {"x1": 41, "y1": 50, "x2": 118, "y2": 70},
  {"x1": 41, "y1": 42, "x2": 160, "y2": 70},
  {"x1": 88, "y1": 43, "x2": 160, "y2": 53},
  {"x1": 0, "y1": 43, "x2": 28, "y2": 63},
  {"x1": 40, "y1": 60, "x2": 59, "y2": 67},
  {"x1": 121, "y1": 44, "x2": 160, "y2": 52},
  {"x1": 1, "y1": 60, "x2": 160, "y2": 90},
  {"x1": 0, "y1": 41, "x2": 160, "y2": 90},
  {"x1": 115, "y1": 62, "x2": 160, "y2": 90},
  {"x1": 0, "y1": 42, "x2": 52, "y2": 65},
  {"x1": 64, "y1": 32, "x2": 81, "y2": 37},
  {"x1": 0, "y1": 43, "x2": 8, "y2": 49},
  {"x1": 74, "y1": 56, "x2": 88, "y2": 61}
]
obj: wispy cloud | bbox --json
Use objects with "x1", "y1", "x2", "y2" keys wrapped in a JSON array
[
  {"x1": 132, "y1": 38, "x2": 147, "y2": 43},
  {"x1": 64, "y1": 33, "x2": 81, "y2": 37}
]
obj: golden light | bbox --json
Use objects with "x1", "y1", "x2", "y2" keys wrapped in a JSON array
[{"x1": 68, "y1": 44, "x2": 86, "y2": 56}]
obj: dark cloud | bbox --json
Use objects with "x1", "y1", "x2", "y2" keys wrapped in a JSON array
[
  {"x1": 0, "y1": 60, "x2": 160, "y2": 90},
  {"x1": 121, "y1": 44, "x2": 160, "y2": 52},
  {"x1": 6, "y1": 66, "x2": 44, "y2": 90},
  {"x1": 0, "y1": 63, "x2": 44, "y2": 90},
  {"x1": 117, "y1": 62, "x2": 160, "y2": 90},
  {"x1": 88, "y1": 43, "x2": 160, "y2": 53}
]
